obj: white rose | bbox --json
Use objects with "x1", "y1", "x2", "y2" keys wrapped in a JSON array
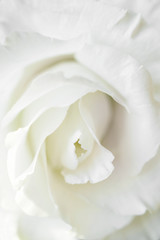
[{"x1": 0, "y1": 0, "x2": 160, "y2": 240}]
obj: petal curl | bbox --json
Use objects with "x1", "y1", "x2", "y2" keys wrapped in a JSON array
[
  {"x1": 0, "y1": 32, "x2": 85, "y2": 119},
  {"x1": 47, "y1": 95, "x2": 114, "y2": 184},
  {"x1": 76, "y1": 44, "x2": 160, "y2": 175},
  {"x1": 5, "y1": 107, "x2": 68, "y2": 187},
  {"x1": 47, "y1": 168, "x2": 133, "y2": 240},
  {"x1": 3, "y1": 73, "x2": 97, "y2": 127}
]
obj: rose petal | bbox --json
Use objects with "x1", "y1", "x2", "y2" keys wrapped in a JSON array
[
  {"x1": 15, "y1": 144, "x2": 58, "y2": 217},
  {"x1": 0, "y1": 207, "x2": 19, "y2": 240},
  {"x1": 18, "y1": 214, "x2": 77, "y2": 240},
  {"x1": 67, "y1": 149, "x2": 160, "y2": 218},
  {"x1": 62, "y1": 91, "x2": 114, "y2": 184},
  {"x1": 0, "y1": 31, "x2": 85, "y2": 80},
  {"x1": 48, "y1": 169, "x2": 133, "y2": 239},
  {"x1": 107, "y1": 209, "x2": 160, "y2": 240},
  {"x1": 0, "y1": 0, "x2": 89, "y2": 40},
  {"x1": 46, "y1": 93, "x2": 114, "y2": 184},
  {"x1": 76, "y1": 44, "x2": 160, "y2": 175},
  {"x1": 3, "y1": 73, "x2": 97, "y2": 128},
  {"x1": 5, "y1": 107, "x2": 68, "y2": 187},
  {"x1": 135, "y1": 148, "x2": 160, "y2": 210},
  {"x1": 0, "y1": 32, "x2": 85, "y2": 119},
  {"x1": 101, "y1": 0, "x2": 160, "y2": 34},
  {"x1": 46, "y1": 101, "x2": 94, "y2": 171},
  {"x1": 79, "y1": 91, "x2": 113, "y2": 141}
]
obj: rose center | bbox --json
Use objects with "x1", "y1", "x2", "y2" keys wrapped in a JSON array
[{"x1": 74, "y1": 139, "x2": 87, "y2": 158}]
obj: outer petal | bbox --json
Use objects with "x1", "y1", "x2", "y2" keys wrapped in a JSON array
[
  {"x1": 0, "y1": 0, "x2": 88, "y2": 41},
  {"x1": 1, "y1": 0, "x2": 159, "y2": 87},
  {"x1": 0, "y1": 32, "x2": 85, "y2": 119},
  {"x1": 18, "y1": 214, "x2": 77, "y2": 240},
  {"x1": 15, "y1": 144, "x2": 58, "y2": 217},
  {"x1": 88, "y1": 4, "x2": 160, "y2": 87},
  {"x1": 0, "y1": 32, "x2": 85, "y2": 80},
  {"x1": 107, "y1": 209, "x2": 160, "y2": 240},
  {"x1": 47, "y1": 167, "x2": 133, "y2": 240},
  {"x1": 0, "y1": 208, "x2": 20, "y2": 240},
  {"x1": 67, "y1": 149, "x2": 160, "y2": 219},
  {"x1": 101, "y1": 0, "x2": 160, "y2": 32},
  {"x1": 3, "y1": 73, "x2": 97, "y2": 127},
  {"x1": 5, "y1": 107, "x2": 68, "y2": 188}
]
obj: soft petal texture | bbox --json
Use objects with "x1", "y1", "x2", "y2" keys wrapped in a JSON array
[
  {"x1": 0, "y1": 32, "x2": 85, "y2": 81},
  {"x1": 76, "y1": 44, "x2": 160, "y2": 175},
  {"x1": 107, "y1": 209, "x2": 160, "y2": 240},
  {"x1": 46, "y1": 101, "x2": 94, "y2": 171},
  {"x1": 47, "y1": 169, "x2": 133, "y2": 240},
  {"x1": 3, "y1": 73, "x2": 97, "y2": 127},
  {"x1": 102, "y1": 0, "x2": 160, "y2": 32},
  {"x1": 4, "y1": 72, "x2": 98, "y2": 187},
  {"x1": 63, "y1": 92, "x2": 113, "y2": 184},
  {"x1": 0, "y1": 0, "x2": 160, "y2": 102},
  {"x1": 18, "y1": 214, "x2": 77, "y2": 240},
  {"x1": 79, "y1": 91, "x2": 112, "y2": 141},
  {"x1": 5, "y1": 107, "x2": 68, "y2": 187},
  {"x1": 15, "y1": 145, "x2": 58, "y2": 217},
  {"x1": 0, "y1": 32, "x2": 85, "y2": 119},
  {"x1": 47, "y1": 91, "x2": 114, "y2": 184},
  {"x1": 65, "y1": 148, "x2": 160, "y2": 220},
  {"x1": 0, "y1": 0, "x2": 92, "y2": 41},
  {"x1": 0, "y1": 208, "x2": 19, "y2": 240}
]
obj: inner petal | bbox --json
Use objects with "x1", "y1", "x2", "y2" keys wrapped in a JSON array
[
  {"x1": 46, "y1": 100, "x2": 93, "y2": 171},
  {"x1": 46, "y1": 91, "x2": 114, "y2": 184}
]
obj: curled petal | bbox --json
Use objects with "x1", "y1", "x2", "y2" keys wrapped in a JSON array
[
  {"x1": 76, "y1": 44, "x2": 160, "y2": 175},
  {"x1": 5, "y1": 107, "x2": 68, "y2": 187}
]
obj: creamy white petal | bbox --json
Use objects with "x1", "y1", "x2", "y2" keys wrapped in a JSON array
[
  {"x1": 107, "y1": 209, "x2": 160, "y2": 240},
  {"x1": 135, "y1": 148, "x2": 160, "y2": 210},
  {"x1": 3, "y1": 73, "x2": 97, "y2": 127},
  {"x1": 101, "y1": 0, "x2": 160, "y2": 32},
  {"x1": 88, "y1": 5, "x2": 160, "y2": 87},
  {"x1": 15, "y1": 145, "x2": 58, "y2": 217},
  {"x1": 5, "y1": 107, "x2": 68, "y2": 187},
  {"x1": 46, "y1": 101, "x2": 93, "y2": 171},
  {"x1": 0, "y1": 32, "x2": 85, "y2": 120},
  {"x1": 1, "y1": 1, "x2": 160, "y2": 81},
  {"x1": 0, "y1": 32, "x2": 85, "y2": 80},
  {"x1": 0, "y1": 134, "x2": 18, "y2": 210},
  {"x1": 47, "y1": 169, "x2": 133, "y2": 239},
  {"x1": 0, "y1": 208, "x2": 20, "y2": 240},
  {"x1": 1, "y1": 1, "x2": 159, "y2": 97},
  {"x1": 66, "y1": 110, "x2": 160, "y2": 218},
  {"x1": 69, "y1": 175, "x2": 146, "y2": 217},
  {"x1": 0, "y1": 0, "x2": 93, "y2": 40},
  {"x1": 76, "y1": 44, "x2": 160, "y2": 175},
  {"x1": 18, "y1": 214, "x2": 77, "y2": 240},
  {"x1": 67, "y1": 149, "x2": 160, "y2": 218},
  {"x1": 76, "y1": 44, "x2": 155, "y2": 111},
  {"x1": 79, "y1": 91, "x2": 112, "y2": 141},
  {"x1": 62, "y1": 92, "x2": 114, "y2": 184},
  {"x1": 47, "y1": 96, "x2": 114, "y2": 184}
]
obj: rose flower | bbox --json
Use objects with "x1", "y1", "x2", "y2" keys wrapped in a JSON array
[{"x1": 0, "y1": 0, "x2": 160, "y2": 239}]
